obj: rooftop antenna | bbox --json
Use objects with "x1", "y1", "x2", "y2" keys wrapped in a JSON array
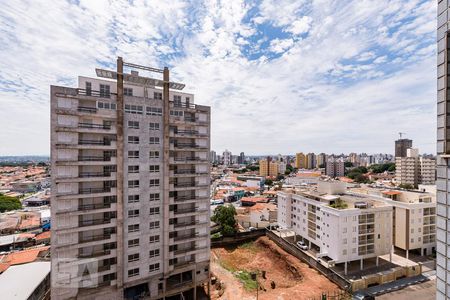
[{"x1": 398, "y1": 132, "x2": 406, "y2": 139}]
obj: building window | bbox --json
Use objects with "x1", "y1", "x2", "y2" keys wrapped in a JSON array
[
  {"x1": 147, "y1": 107, "x2": 162, "y2": 116},
  {"x1": 149, "y1": 151, "x2": 159, "y2": 159},
  {"x1": 149, "y1": 235, "x2": 160, "y2": 243},
  {"x1": 128, "y1": 224, "x2": 139, "y2": 232},
  {"x1": 128, "y1": 121, "x2": 139, "y2": 129},
  {"x1": 128, "y1": 180, "x2": 139, "y2": 188},
  {"x1": 149, "y1": 249, "x2": 160, "y2": 258},
  {"x1": 128, "y1": 195, "x2": 139, "y2": 203},
  {"x1": 411, "y1": 238, "x2": 414, "y2": 243},
  {"x1": 128, "y1": 209, "x2": 139, "y2": 218},
  {"x1": 149, "y1": 165, "x2": 160, "y2": 173},
  {"x1": 185, "y1": 97, "x2": 190, "y2": 105},
  {"x1": 149, "y1": 263, "x2": 160, "y2": 272},
  {"x1": 149, "y1": 123, "x2": 160, "y2": 130},
  {"x1": 170, "y1": 110, "x2": 183, "y2": 117},
  {"x1": 128, "y1": 136, "x2": 139, "y2": 144},
  {"x1": 85, "y1": 82, "x2": 92, "y2": 95},
  {"x1": 128, "y1": 253, "x2": 139, "y2": 262},
  {"x1": 173, "y1": 95, "x2": 182, "y2": 105},
  {"x1": 128, "y1": 166, "x2": 139, "y2": 173},
  {"x1": 100, "y1": 84, "x2": 110, "y2": 98},
  {"x1": 343, "y1": 249, "x2": 347, "y2": 255},
  {"x1": 149, "y1": 193, "x2": 160, "y2": 202},
  {"x1": 149, "y1": 207, "x2": 160, "y2": 215},
  {"x1": 128, "y1": 268, "x2": 139, "y2": 277},
  {"x1": 149, "y1": 137, "x2": 160, "y2": 144},
  {"x1": 124, "y1": 87, "x2": 133, "y2": 96},
  {"x1": 128, "y1": 238, "x2": 139, "y2": 248},
  {"x1": 97, "y1": 101, "x2": 116, "y2": 110},
  {"x1": 154, "y1": 92, "x2": 162, "y2": 100},
  {"x1": 128, "y1": 151, "x2": 139, "y2": 158},
  {"x1": 125, "y1": 104, "x2": 143, "y2": 114},
  {"x1": 149, "y1": 179, "x2": 160, "y2": 187},
  {"x1": 149, "y1": 221, "x2": 160, "y2": 229}
]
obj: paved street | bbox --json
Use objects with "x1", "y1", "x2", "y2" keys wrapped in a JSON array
[{"x1": 376, "y1": 279, "x2": 436, "y2": 300}]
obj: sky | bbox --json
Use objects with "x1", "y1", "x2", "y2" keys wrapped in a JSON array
[{"x1": 0, "y1": 0, "x2": 437, "y2": 156}]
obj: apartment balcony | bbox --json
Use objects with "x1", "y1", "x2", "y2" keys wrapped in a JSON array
[
  {"x1": 358, "y1": 238, "x2": 375, "y2": 245},
  {"x1": 358, "y1": 228, "x2": 375, "y2": 235},
  {"x1": 173, "y1": 246, "x2": 208, "y2": 257},
  {"x1": 170, "y1": 169, "x2": 208, "y2": 178},
  {"x1": 171, "y1": 142, "x2": 208, "y2": 151},
  {"x1": 77, "y1": 249, "x2": 116, "y2": 259},
  {"x1": 172, "y1": 233, "x2": 208, "y2": 243},
  {"x1": 77, "y1": 123, "x2": 116, "y2": 134},
  {"x1": 79, "y1": 233, "x2": 115, "y2": 244},
  {"x1": 172, "y1": 207, "x2": 208, "y2": 217},
  {"x1": 55, "y1": 202, "x2": 116, "y2": 215},
  {"x1": 56, "y1": 156, "x2": 116, "y2": 166},
  {"x1": 79, "y1": 218, "x2": 114, "y2": 228},
  {"x1": 170, "y1": 116, "x2": 208, "y2": 125},
  {"x1": 173, "y1": 220, "x2": 208, "y2": 230},
  {"x1": 79, "y1": 187, "x2": 113, "y2": 195},
  {"x1": 55, "y1": 172, "x2": 116, "y2": 183},
  {"x1": 170, "y1": 102, "x2": 196, "y2": 110},
  {"x1": 170, "y1": 130, "x2": 208, "y2": 139},
  {"x1": 171, "y1": 182, "x2": 209, "y2": 191},
  {"x1": 171, "y1": 195, "x2": 208, "y2": 204},
  {"x1": 170, "y1": 157, "x2": 209, "y2": 164}
]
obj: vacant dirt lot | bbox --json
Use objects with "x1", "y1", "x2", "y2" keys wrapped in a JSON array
[{"x1": 210, "y1": 236, "x2": 341, "y2": 300}]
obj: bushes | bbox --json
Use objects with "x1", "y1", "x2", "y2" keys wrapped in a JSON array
[
  {"x1": 212, "y1": 205, "x2": 237, "y2": 235},
  {"x1": 0, "y1": 194, "x2": 22, "y2": 212}
]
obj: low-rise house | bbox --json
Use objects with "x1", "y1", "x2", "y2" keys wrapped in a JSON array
[{"x1": 241, "y1": 196, "x2": 270, "y2": 207}]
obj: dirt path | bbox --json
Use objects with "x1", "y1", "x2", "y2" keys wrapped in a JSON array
[{"x1": 209, "y1": 237, "x2": 341, "y2": 300}]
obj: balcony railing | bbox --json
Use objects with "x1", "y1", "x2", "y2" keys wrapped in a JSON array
[
  {"x1": 174, "y1": 130, "x2": 199, "y2": 135},
  {"x1": 174, "y1": 233, "x2": 207, "y2": 242},
  {"x1": 78, "y1": 156, "x2": 112, "y2": 162},
  {"x1": 77, "y1": 106, "x2": 97, "y2": 113},
  {"x1": 79, "y1": 187, "x2": 112, "y2": 194},
  {"x1": 358, "y1": 228, "x2": 375, "y2": 234},
  {"x1": 174, "y1": 221, "x2": 206, "y2": 228},
  {"x1": 173, "y1": 143, "x2": 201, "y2": 148},
  {"x1": 78, "y1": 249, "x2": 111, "y2": 258},
  {"x1": 79, "y1": 172, "x2": 111, "y2": 178},
  {"x1": 77, "y1": 88, "x2": 115, "y2": 98},
  {"x1": 173, "y1": 195, "x2": 197, "y2": 202},
  {"x1": 79, "y1": 218, "x2": 113, "y2": 227},
  {"x1": 172, "y1": 102, "x2": 195, "y2": 109},
  {"x1": 174, "y1": 259, "x2": 196, "y2": 268},
  {"x1": 79, "y1": 123, "x2": 111, "y2": 130},
  {"x1": 173, "y1": 157, "x2": 206, "y2": 162},
  {"x1": 78, "y1": 202, "x2": 112, "y2": 210},
  {"x1": 174, "y1": 207, "x2": 198, "y2": 215},
  {"x1": 79, "y1": 234, "x2": 112, "y2": 243},
  {"x1": 79, "y1": 139, "x2": 112, "y2": 146}
]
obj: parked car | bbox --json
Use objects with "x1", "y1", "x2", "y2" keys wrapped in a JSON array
[
  {"x1": 249, "y1": 227, "x2": 257, "y2": 231},
  {"x1": 296, "y1": 241, "x2": 308, "y2": 250}
]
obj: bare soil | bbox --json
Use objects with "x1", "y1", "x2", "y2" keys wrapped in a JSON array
[{"x1": 209, "y1": 236, "x2": 341, "y2": 300}]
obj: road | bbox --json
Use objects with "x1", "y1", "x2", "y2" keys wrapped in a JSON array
[{"x1": 376, "y1": 279, "x2": 435, "y2": 300}]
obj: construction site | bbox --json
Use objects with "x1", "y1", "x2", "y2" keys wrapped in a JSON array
[{"x1": 209, "y1": 237, "x2": 344, "y2": 300}]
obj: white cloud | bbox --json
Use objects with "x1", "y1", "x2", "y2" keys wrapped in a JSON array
[
  {"x1": 0, "y1": 0, "x2": 437, "y2": 156},
  {"x1": 269, "y1": 38, "x2": 294, "y2": 53}
]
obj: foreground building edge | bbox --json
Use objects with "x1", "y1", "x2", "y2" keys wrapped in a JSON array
[{"x1": 50, "y1": 57, "x2": 211, "y2": 299}]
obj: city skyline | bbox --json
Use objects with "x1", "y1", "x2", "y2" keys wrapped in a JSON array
[{"x1": 0, "y1": 0, "x2": 436, "y2": 156}]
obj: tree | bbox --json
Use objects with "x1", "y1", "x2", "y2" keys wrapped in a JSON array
[
  {"x1": 265, "y1": 179, "x2": 273, "y2": 186},
  {"x1": 247, "y1": 165, "x2": 259, "y2": 171},
  {"x1": 0, "y1": 194, "x2": 22, "y2": 212},
  {"x1": 211, "y1": 205, "x2": 237, "y2": 235},
  {"x1": 344, "y1": 162, "x2": 353, "y2": 168},
  {"x1": 276, "y1": 174, "x2": 285, "y2": 181}
]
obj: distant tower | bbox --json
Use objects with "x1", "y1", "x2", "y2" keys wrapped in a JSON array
[{"x1": 395, "y1": 138, "x2": 412, "y2": 157}]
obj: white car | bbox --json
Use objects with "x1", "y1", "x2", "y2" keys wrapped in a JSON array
[{"x1": 296, "y1": 241, "x2": 308, "y2": 250}]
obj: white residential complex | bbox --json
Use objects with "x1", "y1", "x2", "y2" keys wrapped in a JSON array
[
  {"x1": 351, "y1": 187, "x2": 436, "y2": 258},
  {"x1": 222, "y1": 150, "x2": 232, "y2": 166},
  {"x1": 437, "y1": 1, "x2": 450, "y2": 298},
  {"x1": 395, "y1": 148, "x2": 436, "y2": 188},
  {"x1": 50, "y1": 58, "x2": 210, "y2": 300},
  {"x1": 277, "y1": 181, "x2": 393, "y2": 274}
]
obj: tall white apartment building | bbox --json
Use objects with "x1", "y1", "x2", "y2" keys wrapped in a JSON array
[
  {"x1": 222, "y1": 150, "x2": 232, "y2": 166},
  {"x1": 325, "y1": 160, "x2": 345, "y2": 178},
  {"x1": 277, "y1": 181, "x2": 393, "y2": 274},
  {"x1": 437, "y1": 1, "x2": 450, "y2": 298},
  {"x1": 50, "y1": 58, "x2": 210, "y2": 300},
  {"x1": 396, "y1": 148, "x2": 436, "y2": 188}
]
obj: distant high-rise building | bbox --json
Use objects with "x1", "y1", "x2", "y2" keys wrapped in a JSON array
[
  {"x1": 306, "y1": 153, "x2": 316, "y2": 169},
  {"x1": 222, "y1": 149, "x2": 232, "y2": 166},
  {"x1": 316, "y1": 153, "x2": 327, "y2": 168},
  {"x1": 325, "y1": 160, "x2": 345, "y2": 178},
  {"x1": 50, "y1": 58, "x2": 211, "y2": 299},
  {"x1": 238, "y1": 152, "x2": 245, "y2": 164},
  {"x1": 395, "y1": 148, "x2": 435, "y2": 188},
  {"x1": 259, "y1": 157, "x2": 280, "y2": 177},
  {"x1": 210, "y1": 150, "x2": 217, "y2": 163},
  {"x1": 395, "y1": 139, "x2": 413, "y2": 157},
  {"x1": 295, "y1": 152, "x2": 307, "y2": 169}
]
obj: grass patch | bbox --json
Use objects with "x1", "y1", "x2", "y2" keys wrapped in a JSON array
[
  {"x1": 220, "y1": 260, "x2": 236, "y2": 273},
  {"x1": 238, "y1": 241, "x2": 258, "y2": 252},
  {"x1": 235, "y1": 270, "x2": 257, "y2": 291}
]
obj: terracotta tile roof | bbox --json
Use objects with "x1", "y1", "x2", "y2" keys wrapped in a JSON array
[
  {"x1": 241, "y1": 197, "x2": 269, "y2": 204},
  {"x1": 35, "y1": 231, "x2": 51, "y2": 241},
  {"x1": 382, "y1": 190, "x2": 402, "y2": 196},
  {"x1": 249, "y1": 203, "x2": 277, "y2": 211},
  {"x1": 2, "y1": 246, "x2": 50, "y2": 266}
]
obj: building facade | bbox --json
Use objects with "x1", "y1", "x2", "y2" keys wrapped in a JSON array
[
  {"x1": 259, "y1": 158, "x2": 279, "y2": 177},
  {"x1": 277, "y1": 181, "x2": 393, "y2": 273},
  {"x1": 437, "y1": 2, "x2": 450, "y2": 298},
  {"x1": 325, "y1": 160, "x2": 345, "y2": 178},
  {"x1": 222, "y1": 150, "x2": 232, "y2": 166},
  {"x1": 295, "y1": 152, "x2": 307, "y2": 169},
  {"x1": 395, "y1": 148, "x2": 436, "y2": 188},
  {"x1": 50, "y1": 58, "x2": 210, "y2": 300},
  {"x1": 306, "y1": 153, "x2": 316, "y2": 170}
]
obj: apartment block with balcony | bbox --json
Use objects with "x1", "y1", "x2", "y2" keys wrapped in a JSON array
[
  {"x1": 51, "y1": 58, "x2": 210, "y2": 300},
  {"x1": 277, "y1": 181, "x2": 393, "y2": 274}
]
